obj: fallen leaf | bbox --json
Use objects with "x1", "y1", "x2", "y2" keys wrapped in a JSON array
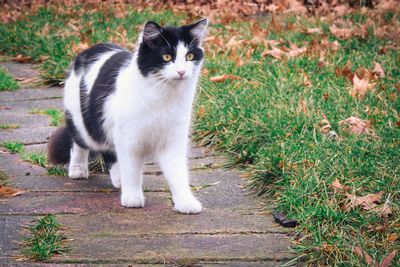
[
  {"x1": 350, "y1": 74, "x2": 376, "y2": 98},
  {"x1": 379, "y1": 250, "x2": 397, "y2": 267},
  {"x1": 305, "y1": 27, "x2": 322, "y2": 34},
  {"x1": 330, "y1": 179, "x2": 350, "y2": 193},
  {"x1": 298, "y1": 95, "x2": 308, "y2": 115},
  {"x1": 319, "y1": 113, "x2": 333, "y2": 134},
  {"x1": 375, "y1": 197, "x2": 392, "y2": 218},
  {"x1": 11, "y1": 54, "x2": 32, "y2": 63},
  {"x1": 330, "y1": 24, "x2": 353, "y2": 39},
  {"x1": 71, "y1": 42, "x2": 90, "y2": 54},
  {"x1": 343, "y1": 191, "x2": 383, "y2": 211},
  {"x1": 0, "y1": 186, "x2": 25, "y2": 198},
  {"x1": 353, "y1": 246, "x2": 375, "y2": 266},
  {"x1": 210, "y1": 74, "x2": 240, "y2": 83},
  {"x1": 261, "y1": 46, "x2": 284, "y2": 59},
  {"x1": 373, "y1": 62, "x2": 385, "y2": 78},
  {"x1": 340, "y1": 116, "x2": 375, "y2": 136},
  {"x1": 287, "y1": 43, "x2": 307, "y2": 58}
]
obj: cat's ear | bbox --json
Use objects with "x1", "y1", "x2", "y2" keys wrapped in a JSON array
[
  {"x1": 188, "y1": 18, "x2": 208, "y2": 42},
  {"x1": 142, "y1": 21, "x2": 162, "y2": 43}
]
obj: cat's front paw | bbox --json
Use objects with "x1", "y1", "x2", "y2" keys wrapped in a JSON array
[
  {"x1": 68, "y1": 165, "x2": 88, "y2": 179},
  {"x1": 173, "y1": 197, "x2": 202, "y2": 214},
  {"x1": 121, "y1": 192, "x2": 145, "y2": 208}
]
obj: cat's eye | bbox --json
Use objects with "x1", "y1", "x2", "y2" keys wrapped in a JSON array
[
  {"x1": 162, "y1": 54, "x2": 172, "y2": 62},
  {"x1": 186, "y1": 53, "x2": 194, "y2": 61}
]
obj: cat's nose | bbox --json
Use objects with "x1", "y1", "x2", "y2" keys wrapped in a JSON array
[{"x1": 177, "y1": 70, "x2": 186, "y2": 78}]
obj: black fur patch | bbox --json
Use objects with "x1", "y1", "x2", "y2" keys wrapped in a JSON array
[
  {"x1": 74, "y1": 43, "x2": 123, "y2": 74},
  {"x1": 137, "y1": 25, "x2": 204, "y2": 77},
  {"x1": 65, "y1": 110, "x2": 88, "y2": 149},
  {"x1": 80, "y1": 51, "x2": 132, "y2": 144},
  {"x1": 47, "y1": 127, "x2": 72, "y2": 164},
  {"x1": 101, "y1": 151, "x2": 117, "y2": 170}
]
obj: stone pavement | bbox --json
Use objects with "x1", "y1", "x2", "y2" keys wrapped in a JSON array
[{"x1": 0, "y1": 62, "x2": 296, "y2": 266}]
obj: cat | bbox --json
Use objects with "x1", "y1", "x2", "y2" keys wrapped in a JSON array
[{"x1": 48, "y1": 18, "x2": 208, "y2": 214}]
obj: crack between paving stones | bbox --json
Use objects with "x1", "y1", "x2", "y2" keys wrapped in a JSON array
[
  {"x1": 41, "y1": 256, "x2": 294, "y2": 265},
  {"x1": 83, "y1": 230, "x2": 292, "y2": 237},
  {"x1": 0, "y1": 96, "x2": 62, "y2": 104}
]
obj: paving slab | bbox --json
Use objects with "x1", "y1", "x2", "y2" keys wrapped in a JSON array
[
  {"x1": 0, "y1": 87, "x2": 62, "y2": 104},
  {"x1": 0, "y1": 62, "x2": 40, "y2": 81},
  {"x1": 0, "y1": 126, "x2": 56, "y2": 144},
  {"x1": 0, "y1": 112, "x2": 50, "y2": 129},
  {"x1": 0, "y1": 98, "x2": 63, "y2": 113},
  {"x1": 56, "y1": 233, "x2": 291, "y2": 264}
]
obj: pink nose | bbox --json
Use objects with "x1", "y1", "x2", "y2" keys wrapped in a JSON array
[{"x1": 177, "y1": 70, "x2": 186, "y2": 77}]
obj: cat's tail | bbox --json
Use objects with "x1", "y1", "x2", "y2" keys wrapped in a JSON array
[{"x1": 47, "y1": 127, "x2": 72, "y2": 165}]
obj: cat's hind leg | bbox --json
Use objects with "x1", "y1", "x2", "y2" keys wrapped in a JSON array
[
  {"x1": 102, "y1": 151, "x2": 120, "y2": 188},
  {"x1": 68, "y1": 142, "x2": 89, "y2": 179}
]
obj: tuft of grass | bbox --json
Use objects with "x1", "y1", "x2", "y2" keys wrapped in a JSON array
[
  {"x1": 0, "y1": 124, "x2": 20, "y2": 130},
  {"x1": 2, "y1": 141, "x2": 24, "y2": 153},
  {"x1": 0, "y1": 170, "x2": 10, "y2": 186},
  {"x1": 31, "y1": 108, "x2": 64, "y2": 126},
  {"x1": 21, "y1": 215, "x2": 69, "y2": 261},
  {"x1": 21, "y1": 152, "x2": 47, "y2": 168},
  {"x1": 0, "y1": 67, "x2": 19, "y2": 91},
  {"x1": 3, "y1": 140, "x2": 68, "y2": 176},
  {"x1": 47, "y1": 166, "x2": 67, "y2": 176}
]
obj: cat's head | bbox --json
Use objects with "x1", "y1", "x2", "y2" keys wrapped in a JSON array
[{"x1": 137, "y1": 19, "x2": 208, "y2": 81}]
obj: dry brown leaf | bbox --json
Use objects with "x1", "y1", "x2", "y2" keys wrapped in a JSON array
[
  {"x1": 350, "y1": 74, "x2": 376, "y2": 98},
  {"x1": 210, "y1": 74, "x2": 240, "y2": 83},
  {"x1": 353, "y1": 246, "x2": 375, "y2": 266},
  {"x1": 336, "y1": 61, "x2": 354, "y2": 82},
  {"x1": 0, "y1": 186, "x2": 25, "y2": 198},
  {"x1": 375, "y1": 198, "x2": 392, "y2": 218},
  {"x1": 373, "y1": 62, "x2": 385, "y2": 78},
  {"x1": 330, "y1": 24, "x2": 353, "y2": 39},
  {"x1": 343, "y1": 191, "x2": 383, "y2": 211},
  {"x1": 198, "y1": 106, "x2": 206, "y2": 118},
  {"x1": 298, "y1": 95, "x2": 308, "y2": 115},
  {"x1": 11, "y1": 54, "x2": 32, "y2": 63},
  {"x1": 306, "y1": 28, "x2": 322, "y2": 34},
  {"x1": 379, "y1": 250, "x2": 397, "y2": 267},
  {"x1": 340, "y1": 116, "x2": 375, "y2": 136},
  {"x1": 330, "y1": 179, "x2": 350, "y2": 193},
  {"x1": 287, "y1": 43, "x2": 307, "y2": 58},
  {"x1": 71, "y1": 42, "x2": 90, "y2": 54},
  {"x1": 261, "y1": 46, "x2": 284, "y2": 59},
  {"x1": 319, "y1": 113, "x2": 332, "y2": 134}
]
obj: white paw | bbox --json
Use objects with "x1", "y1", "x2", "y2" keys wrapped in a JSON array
[
  {"x1": 68, "y1": 165, "x2": 88, "y2": 179},
  {"x1": 109, "y1": 165, "x2": 121, "y2": 188},
  {"x1": 121, "y1": 192, "x2": 145, "y2": 208},
  {"x1": 173, "y1": 197, "x2": 203, "y2": 214}
]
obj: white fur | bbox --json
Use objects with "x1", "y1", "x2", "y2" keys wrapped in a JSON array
[{"x1": 64, "y1": 36, "x2": 205, "y2": 213}]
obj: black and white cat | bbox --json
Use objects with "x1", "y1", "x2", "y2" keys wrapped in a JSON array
[{"x1": 48, "y1": 19, "x2": 208, "y2": 214}]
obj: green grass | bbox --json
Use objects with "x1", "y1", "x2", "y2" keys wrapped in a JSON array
[
  {"x1": 2, "y1": 141, "x2": 66, "y2": 175},
  {"x1": 31, "y1": 108, "x2": 64, "y2": 126},
  {"x1": 3, "y1": 141, "x2": 24, "y2": 153},
  {"x1": 21, "y1": 215, "x2": 69, "y2": 261},
  {"x1": 0, "y1": 4, "x2": 399, "y2": 266},
  {"x1": 0, "y1": 124, "x2": 20, "y2": 129},
  {"x1": 0, "y1": 67, "x2": 19, "y2": 91}
]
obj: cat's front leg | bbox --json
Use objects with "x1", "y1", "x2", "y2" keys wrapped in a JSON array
[
  {"x1": 159, "y1": 148, "x2": 202, "y2": 214},
  {"x1": 114, "y1": 142, "x2": 145, "y2": 208}
]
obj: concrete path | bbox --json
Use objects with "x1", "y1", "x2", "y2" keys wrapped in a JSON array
[{"x1": 0, "y1": 62, "x2": 295, "y2": 266}]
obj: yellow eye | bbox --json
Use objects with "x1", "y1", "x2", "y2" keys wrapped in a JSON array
[
  {"x1": 162, "y1": 54, "x2": 172, "y2": 61},
  {"x1": 186, "y1": 53, "x2": 194, "y2": 61}
]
